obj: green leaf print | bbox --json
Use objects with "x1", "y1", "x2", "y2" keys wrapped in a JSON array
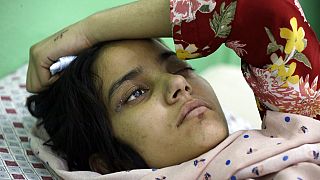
[
  {"x1": 199, "y1": 5, "x2": 210, "y2": 13},
  {"x1": 303, "y1": 39, "x2": 308, "y2": 49},
  {"x1": 265, "y1": 27, "x2": 284, "y2": 54},
  {"x1": 293, "y1": 52, "x2": 312, "y2": 69},
  {"x1": 210, "y1": 1, "x2": 237, "y2": 38}
]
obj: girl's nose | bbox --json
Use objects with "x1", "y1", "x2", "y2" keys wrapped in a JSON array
[{"x1": 165, "y1": 74, "x2": 192, "y2": 105}]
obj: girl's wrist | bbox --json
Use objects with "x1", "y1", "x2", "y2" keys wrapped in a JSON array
[{"x1": 78, "y1": 16, "x2": 99, "y2": 47}]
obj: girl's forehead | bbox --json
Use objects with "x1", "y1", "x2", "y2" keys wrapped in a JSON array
[
  {"x1": 96, "y1": 40, "x2": 170, "y2": 71},
  {"x1": 93, "y1": 40, "x2": 170, "y2": 88}
]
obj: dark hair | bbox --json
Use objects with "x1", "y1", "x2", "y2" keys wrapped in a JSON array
[{"x1": 26, "y1": 42, "x2": 148, "y2": 173}]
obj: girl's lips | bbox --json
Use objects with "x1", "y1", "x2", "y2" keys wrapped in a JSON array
[
  {"x1": 184, "y1": 106, "x2": 208, "y2": 121},
  {"x1": 176, "y1": 99, "x2": 211, "y2": 127}
]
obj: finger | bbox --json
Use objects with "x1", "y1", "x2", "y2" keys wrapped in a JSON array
[
  {"x1": 27, "y1": 65, "x2": 51, "y2": 93},
  {"x1": 26, "y1": 65, "x2": 41, "y2": 93},
  {"x1": 48, "y1": 73, "x2": 62, "y2": 85},
  {"x1": 26, "y1": 66, "x2": 33, "y2": 92},
  {"x1": 35, "y1": 71, "x2": 63, "y2": 92}
]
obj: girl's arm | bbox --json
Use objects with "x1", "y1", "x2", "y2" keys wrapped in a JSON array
[{"x1": 26, "y1": 0, "x2": 171, "y2": 93}]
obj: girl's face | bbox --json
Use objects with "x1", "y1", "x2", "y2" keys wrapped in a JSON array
[{"x1": 93, "y1": 40, "x2": 228, "y2": 168}]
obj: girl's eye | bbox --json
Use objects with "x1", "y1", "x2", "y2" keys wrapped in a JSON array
[
  {"x1": 115, "y1": 87, "x2": 148, "y2": 112},
  {"x1": 126, "y1": 89, "x2": 146, "y2": 102}
]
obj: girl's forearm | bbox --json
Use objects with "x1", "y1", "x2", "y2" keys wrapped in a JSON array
[
  {"x1": 83, "y1": 0, "x2": 171, "y2": 44},
  {"x1": 26, "y1": 0, "x2": 171, "y2": 93}
]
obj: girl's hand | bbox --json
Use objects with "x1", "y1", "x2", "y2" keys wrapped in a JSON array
[
  {"x1": 26, "y1": 21, "x2": 93, "y2": 93},
  {"x1": 26, "y1": 0, "x2": 170, "y2": 93}
]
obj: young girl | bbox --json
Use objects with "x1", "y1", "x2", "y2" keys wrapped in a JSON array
[
  {"x1": 25, "y1": 0, "x2": 320, "y2": 179},
  {"x1": 28, "y1": 39, "x2": 320, "y2": 179}
]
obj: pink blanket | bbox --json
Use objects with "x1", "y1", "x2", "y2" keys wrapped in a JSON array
[{"x1": 30, "y1": 111, "x2": 320, "y2": 179}]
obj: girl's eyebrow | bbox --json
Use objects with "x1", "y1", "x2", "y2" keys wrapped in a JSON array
[
  {"x1": 108, "y1": 66, "x2": 143, "y2": 103},
  {"x1": 108, "y1": 51, "x2": 175, "y2": 103}
]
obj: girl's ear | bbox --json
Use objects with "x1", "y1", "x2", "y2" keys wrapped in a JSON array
[{"x1": 89, "y1": 153, "x2": 110, "y2": 174}]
